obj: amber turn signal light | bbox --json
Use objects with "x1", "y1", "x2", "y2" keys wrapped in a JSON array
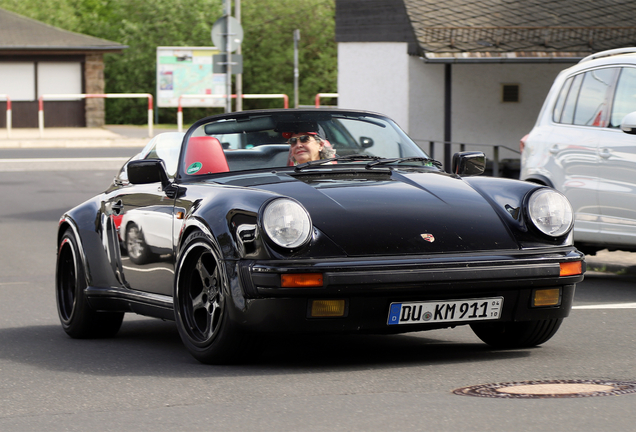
[
  {"x1": 281, "y1": 273, "x2": 324, "y2": 287},
  {"x1": 310, "y1": 299, "x2": 346, "y2": 317},
  {"x1": 560, "y1": 261, "x2": 582, "y2": 276},
  {"x1": 532, "y1": 288, "x2": 561, "y2": 307}
]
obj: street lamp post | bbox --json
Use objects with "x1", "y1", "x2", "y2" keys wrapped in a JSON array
[
  {"x1": 235, "y1": 0, "x2": 242, "y2": 111},
  {"x1": 225, "y1": 0, "x2": 232, "y2": 112},
  {"x1": 294, "y1": 29, "x2": 300, "y2": 109}
]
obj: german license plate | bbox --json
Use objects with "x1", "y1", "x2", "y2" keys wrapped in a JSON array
[{"x1": 387, "y1": 297, "x2": 503, "y2": 325}]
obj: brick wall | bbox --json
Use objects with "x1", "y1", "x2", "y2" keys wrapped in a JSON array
[{"x1": 84, "y1": 54, "x2": 105, "y2": 127}]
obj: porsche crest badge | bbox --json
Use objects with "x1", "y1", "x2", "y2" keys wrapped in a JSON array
[{"x1": 421, "y1": 233, "x2": 435, "y2": 242}]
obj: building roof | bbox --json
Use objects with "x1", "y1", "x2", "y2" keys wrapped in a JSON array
[
  {"x1": 0, "y1": 7, "x2": 127, "y2": 54},
  {"x1": 403, "y1": 0, "x2": 636, "y2": 61},
  {"x1": 336, "y1": 0, "x2": 420, "y2": 54}
]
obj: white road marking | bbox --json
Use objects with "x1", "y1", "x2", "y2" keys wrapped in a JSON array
[
  {"x1": 573, "y1": 303, "x2": 636, "y2": 310},
  {"x1": 0, "y1": 157, "x2": 129, "y2": 163},
  {"x1": 0, "y1": 157, "x2": 129, "y2": 172}
]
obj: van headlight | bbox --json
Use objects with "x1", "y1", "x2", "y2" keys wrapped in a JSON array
[
  {"x1": 527, "y1": 189, "x2": 573, "y2": 237},
  {"x1": 262, "y1": 198, "x2": 312, "y2": 248}
]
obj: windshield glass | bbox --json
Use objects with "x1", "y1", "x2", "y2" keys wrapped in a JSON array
[{"x1": 180, "y1": 110, "x2": 430, "y2": 176}]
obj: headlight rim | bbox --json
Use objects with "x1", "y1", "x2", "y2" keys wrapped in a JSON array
[
  {"x1": 259, "y1": 197, "x2": 313, "y2": 250},
  {"x1": 525, "y1": 187, "x2": 574, "y2": 239}
]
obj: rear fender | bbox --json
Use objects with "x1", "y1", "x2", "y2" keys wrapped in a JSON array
[{"x1": 58, "y1": 197, "x2": 123, "y2": 289}]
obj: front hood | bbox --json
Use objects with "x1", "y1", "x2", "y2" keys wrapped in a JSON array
[{"x1": 255, "y1": 170, "x2": 519, "y2": 256}]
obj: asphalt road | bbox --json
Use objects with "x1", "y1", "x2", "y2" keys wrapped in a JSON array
[{"x1": 1, "y1": 151, "x2": 636, "y2": 431}]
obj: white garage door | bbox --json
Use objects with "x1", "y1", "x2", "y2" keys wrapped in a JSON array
[
  {"x1": 37, "y1": 62, "x2": 82, "y2": 100},
  {"x1": 0, "y1": 62, "x2": 36, "y2": 101}
]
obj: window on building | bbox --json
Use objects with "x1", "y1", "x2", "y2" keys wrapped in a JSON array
[{"x1": 501, "y1": 84, "x2": 520, "y2": 102}]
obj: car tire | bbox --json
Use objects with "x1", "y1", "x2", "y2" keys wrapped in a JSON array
[
  {"x1": 56, "y1": 228, "x2": 124, "y2": 338},
  {"x1": 174, "y1": 231, "x2": 251, "y2": 364},
  {"x1": 470, "y1": 318, "x2": 563, "y2": 349},
  {"x1": 125, "y1": 222, "x2": 155, "y2": 265}
]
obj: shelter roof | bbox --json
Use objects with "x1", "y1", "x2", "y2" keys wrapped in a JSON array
[{"x1": 0, "y1": 7, "x2": 126, "y2": 54}]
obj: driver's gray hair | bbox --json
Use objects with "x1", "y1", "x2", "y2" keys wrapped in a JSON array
[{"x1": 314, "y1": 135, "x2": 336, "y2": 159}]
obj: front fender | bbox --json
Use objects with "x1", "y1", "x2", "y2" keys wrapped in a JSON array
[
  {"x1": 463, "y1": 176, "x2": 571, "y2": 248},
  {"x1": 176, "y1": 184, "x2": 347, "y2": 263}
]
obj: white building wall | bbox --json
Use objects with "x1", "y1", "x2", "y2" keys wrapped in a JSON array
[
  {"x1": 338, "y1": 42, "x2": 410, "y2": 130},
  {"x1": 450, "y1": 62, "x2": 572, "y2": 159},
  {"x1": 337, "y1": 40, "x2": 577, "y2": 167},
  {"x1": 407, "y1": 57, "x2": 445, "y2": 155}
]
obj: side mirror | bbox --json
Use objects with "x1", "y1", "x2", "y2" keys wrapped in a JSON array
[
  {"x1": 451, "y1": 151, "x2": 486, "y2": 176},
  {"x1": 359, "y1": 136, "x2": 374, "y2": 148},
  {"x1": 127, "y1": 159, "x2": 171, "y2": 189},
  {"x1": 620, "y1": 111, "x2": 636, "y2": 135}
]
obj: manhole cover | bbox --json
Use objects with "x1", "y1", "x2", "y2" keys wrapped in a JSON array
[{"x1": 453, "y1": 379, "x2": 636, "y2": 399}]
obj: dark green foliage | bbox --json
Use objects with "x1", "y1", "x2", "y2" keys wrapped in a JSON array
[{"x1": 0, "y1": 0, "x2": 336, "y2": 124}]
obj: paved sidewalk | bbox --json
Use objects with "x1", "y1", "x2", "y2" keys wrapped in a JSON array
[{"x1": 0, "y1": 125, "x2": 175, "y2": 148}]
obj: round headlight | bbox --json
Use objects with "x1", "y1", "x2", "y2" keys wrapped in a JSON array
[
  {"x1": 262, "y1": 198, "x2": 312, "y2": 249},
  {"x1": 527, "y1": 188, "x2": 573, "y2": 237}
]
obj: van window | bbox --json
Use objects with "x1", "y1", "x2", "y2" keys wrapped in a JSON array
[
  {"x1": 552, "y1": 77, "x2": 573, "y2": 123},
  {"x1": 610, "y1": 67, "x2": 636, "y2": 128},
  {"x1": 573, "y1": 68, "x2": 618, "y2": 127},
  {"x1": 560, "y1": 73, "x2": 583, "y2": 124}
]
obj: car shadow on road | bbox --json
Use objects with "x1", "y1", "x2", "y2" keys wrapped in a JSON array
[{"x1": 0, "y1": 317, "x2": 533, "y2": 377}]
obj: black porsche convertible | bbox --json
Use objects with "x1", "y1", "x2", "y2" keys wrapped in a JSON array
[{"x1": 56, "y1": 109, "x2": 585, "y2": 364}]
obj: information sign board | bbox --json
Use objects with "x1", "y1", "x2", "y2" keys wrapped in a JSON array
[{"x1": 156, "y1": 46, "x2": 226, "y2": 108}]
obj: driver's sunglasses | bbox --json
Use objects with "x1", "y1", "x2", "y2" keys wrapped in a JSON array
[{"x1": 288, "y1": 135, "x2": 313, "y2": 145}]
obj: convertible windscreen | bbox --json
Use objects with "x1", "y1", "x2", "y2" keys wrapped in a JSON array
[{"x1": 181, "y1": 111, "x2": 432, "y2": 175}]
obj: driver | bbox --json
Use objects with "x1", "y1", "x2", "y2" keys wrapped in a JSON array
[{"x1": 285, "y1": 132, "x2": 335, "y2": 165}]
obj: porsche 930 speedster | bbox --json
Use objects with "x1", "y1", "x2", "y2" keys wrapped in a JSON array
[{"x1": 56, "y1": 109, "x2": 585, "y2": 364}]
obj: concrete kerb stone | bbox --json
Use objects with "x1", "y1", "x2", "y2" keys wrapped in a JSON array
[
  {"x1": 0, "y1": 127, "x2": 152, "y2": 148},
  {"x1": 585, "y1": 250, "x2": 636, "y2": 277}
]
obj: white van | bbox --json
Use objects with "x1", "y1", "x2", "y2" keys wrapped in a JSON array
[{"x1": 520, "y1": 48, "x2": 636, "y2": 254}]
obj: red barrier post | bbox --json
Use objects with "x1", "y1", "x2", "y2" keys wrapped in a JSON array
[{"x1": 315, "y1": 93, "x2": 339, "y2": 108}]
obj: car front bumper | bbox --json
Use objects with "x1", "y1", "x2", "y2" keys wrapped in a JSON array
[{"x1": 232, "y1": 248, "x2": 585, "y2": 333}]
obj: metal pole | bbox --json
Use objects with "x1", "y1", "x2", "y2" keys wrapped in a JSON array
[
  {"x1": 444, "y1": 63, "x2": 452, "y2": 172},
  {"x1": 293, "y1": 29, "x2": 300, "y2": 108},
  {"x1": 235, "y1": 0, "x2": 242, "y2": 112},
  {"x1": 225, "y1": 0, "x2": 232, "y2": 113}
]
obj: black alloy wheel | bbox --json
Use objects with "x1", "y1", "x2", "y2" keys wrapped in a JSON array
[
  {"x1": 174, "y1": 231, "x2": 250, "y2": 364},
  {"x1": 56, "y1": 228, "x2": 124, "y2": 338}
]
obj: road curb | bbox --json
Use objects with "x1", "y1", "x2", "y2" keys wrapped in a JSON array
[
  {"x1": 0, "y1": 139, "x2": 149, "y2": 149},
  {"x1": 585, "y1": 250, "x2": 636, "y2": 276}
]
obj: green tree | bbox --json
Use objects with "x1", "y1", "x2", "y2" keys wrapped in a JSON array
[
  {"x1": 0, "y1": 0, "x2": 336, "y2": 124},
  {"x1": 240, "y1": 0, "x2": 336, "y2": 109},
  {"x1": 96, "y1": 0, "x2": 223, "y2": 124}
]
